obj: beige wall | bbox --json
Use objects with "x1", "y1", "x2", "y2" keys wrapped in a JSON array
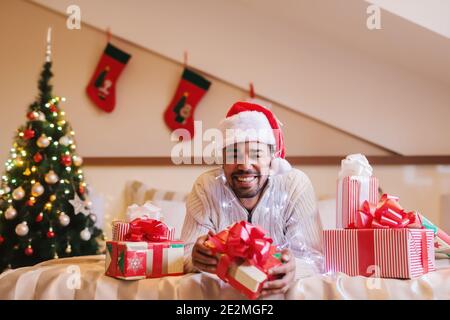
[
  {"x1": 0, "y1": 0, "x2": 388, "y2": 159},
  {"x1": 31, "y1": 0, "x2": 450, "y2": 155},
  {"x1": 1, "y1": 1, "x2": 449, "y2": 237}
]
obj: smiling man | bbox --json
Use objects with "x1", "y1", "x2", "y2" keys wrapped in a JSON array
[{"x1": 181, "y1": 101, "x2": 324, "y2": 297}]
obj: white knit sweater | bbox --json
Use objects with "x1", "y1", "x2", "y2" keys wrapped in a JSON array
[{"x1": 181, "y1": 167, "x2": 324, "y2": 278}]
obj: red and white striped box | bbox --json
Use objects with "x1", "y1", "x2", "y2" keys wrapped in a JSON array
[
  {"x1": 336, "y1": 176, "x2": 379, "y2": 228},
  {"x1": 112, "y1": 220, "x2": 176, "y2": 241},
  {"x1": 323, "y1": 229, "x2": 435, "y2": 279}
]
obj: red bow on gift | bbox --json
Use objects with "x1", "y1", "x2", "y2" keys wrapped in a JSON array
[
  {"x1": 207, "y1": 221, "x2": 273, "y2": 279},
  {"x1": 125, "y1": 218, "x2": 171, "y2": 242},
  {"x1": 349, "y1": 194, "x2": 423, "y2": 229}
]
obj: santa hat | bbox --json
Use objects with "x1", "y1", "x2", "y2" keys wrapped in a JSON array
[{"x1": 218, "y1": 101, "x2": 292, "y2": 175}]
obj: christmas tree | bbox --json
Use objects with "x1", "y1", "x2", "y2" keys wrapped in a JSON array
[{"x1": 0, "y1": 29, "x2": 103, "y2": 272}]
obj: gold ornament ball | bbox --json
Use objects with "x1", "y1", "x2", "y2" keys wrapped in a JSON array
[
  {"x1": 37, "y1": 111, "x2": 46, "y2": 121},
  {"x1": 15, "y1": 222, "x2": 29, "y2": 237},
  {"x1": 50, "y1": 194, "x2": 57, "y2": 202},
  {"x1": 37, "y1": 135, "x2": 50, "y2": 148},
  {"x1": 80, "y1": 228, "x2": 91, "y2": 241},
  {"x1": 31, "y1": 182, "x2": 45, "y2": 197},
  {"x1": 59, "y1": 136, "x2": 72, "y2": 146},
  {"x1": 12, "y1": 186, "x2": 25, "y2": 200},
  {"x1": 59, "y1": 212, "x2": 70, "y2": 226},
  {"x1": 73, "y1": 155, "x2": 83, "y2": 166},
  {"x1": 5, "y1": 206, "x2": 17, "y2": 220},
  {"x1": 45, "y1": 170, "x2": 59, "y2": 184}
]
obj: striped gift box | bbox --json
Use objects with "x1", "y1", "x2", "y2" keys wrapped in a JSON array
[
  {"x1": 105, "y1": 240, "x2": 184, "y2": 280},
  {"x1": 323, "y1": 229, "x2": 435, "y2": 279},
  {"x1": 336, "y1": 176, "x2": 379, "y2": 228},
  {"x1": 112, "y1": 220, "x2": 176, "y2": 241}
]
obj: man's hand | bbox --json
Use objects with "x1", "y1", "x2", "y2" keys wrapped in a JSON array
[
  {"x1": 192, "y1": 233, "x2": 218, "y2": 273},
  {"x1": 260, "y1": 249, "x2": 296, "y2": 296}
]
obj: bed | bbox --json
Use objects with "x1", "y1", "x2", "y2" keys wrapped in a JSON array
[
  {"x1": 1, "y1": 181, "x2": 449, "y2": 300},
  {"x1": 0, "y1": 255, "x2": 449, "y2": 299}
]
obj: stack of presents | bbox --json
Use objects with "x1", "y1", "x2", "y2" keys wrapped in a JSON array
[
  {"x1": 105, "y1": 153, "x2": 450, "y2": 299},
  {"x1": 324, "y1": 154, "x2": 450, "y2": 279}
]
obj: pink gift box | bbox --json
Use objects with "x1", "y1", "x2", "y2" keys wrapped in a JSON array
[
  {"x1": 336, "y1": 176, "x2": 379, "y2": 228},
  {"x1": 323, "y1": 229, "x2": 435, "y2": 279}
]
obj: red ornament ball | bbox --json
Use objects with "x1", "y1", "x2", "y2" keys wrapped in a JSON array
[
  {"x1": 0, "y1": 235, "x2": 4, "y2": 245},
  {"x1": 27, "y1": 111, "x2": 37, "y2": 120},
  {"x1": 49, "y1": 104, "x2": 58, "y2": 112},
  {"x1": 23, "y1": 129, "x2": 35, "y2": 140},
  {"x1": 33, "y1": 152, "x2": 43, "y2": 163},
  {"x1": 79, "y1": 185, "x2": 85, "y2": 194},
  {"x1": 47, "y1": 230, "x2": 55, "y2": 239},
  {"x1": 24, "y1": 246, "x2": 34, "y2": 256},
  {"x1": 60, "y1": 155, "x2": 72, "y2": 167},
  {"x1": 35, "y1": 212, "x2": 44, "y2": 223}
]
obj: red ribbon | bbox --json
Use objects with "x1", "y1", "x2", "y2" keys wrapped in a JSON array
[
  {"x1": 349, "y1": 194, "x2": 423, "y2": 230},
  {"x1": 207, "y1": 221, "x2": 273, "y2": 280},
  {"x1": 349, "y1": 194, "x2": 429, "y2": 275},
  {"x1": 124, "y1": 218, "x2": 171, "y2": 242}
]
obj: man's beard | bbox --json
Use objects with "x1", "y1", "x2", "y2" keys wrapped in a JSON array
[{"x1": 230, "y1": 170, "x2": 268, "y2": 199}]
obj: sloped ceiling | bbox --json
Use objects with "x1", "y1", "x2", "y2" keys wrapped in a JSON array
[{"x1": 31, "y1": 0, "x2": 450, "y2": 155}]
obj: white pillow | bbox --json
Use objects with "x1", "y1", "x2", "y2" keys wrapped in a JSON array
[
  {"x1": 317, "y1": 198, "x2": 336, "y2": 230},
  {"x1": 152, "y1": 199, "x2": 187, "y2": 239}
]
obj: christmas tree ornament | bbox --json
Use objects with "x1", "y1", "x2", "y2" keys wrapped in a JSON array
[
  {"x1": 47, "y1": 227, "x2": 55, "y2": 238},
  {"x1": 53, "y1": 252, "x2": 59, "y2": 259},
  {"x1": 164, "y1": 68, "x2": 211, "y2": 139},
  {"x1": 37, "y1": 111, "x2": 46, "y2": 121},
  {"x1": 2, "y1": 185, "x2": 11, "y2": 194},
  {"x1": 37, "y1": 134, "x2": 50, "y2": 148},
  {"x1": 44, "y1": 202, "x2": 52, "y2": 211},
  {"x1": 59, "y1": 135, "x2": 72, "y2": 146},
  {"x1": 88, "y1": 213, "x2": 97, "y2": 223},
  {"x1": 33, "y1": 152, "x2": 43, "y2": 163},
  {"x1": 5, "y1": 206, "x2": 17, "y2": 220},
  {"x1": 65, "y1": 243, "x2": 72, "y2": 254},
  {"x1": 27, "y1": 197, "x2": 36, "y2": 206},
  {"x1": 60, "y1": 155, "x2": 72, "y2": 167},
  {"x1": 59, "y1": 212, "x2": 70, "y2": 226},
  {"x1": 80, "y1": 227, "x2": 91, "y2": 241},
  {"x1": 15, "y1": 222, "x2": 29, "y2": 237},
  {"x1": 35, "y1": 212, "x2": 44, "y2": 223},
  {"x1": 31, "y1": 182, "x2": 45, "y2": 197},
  {"x1": 44, "y1": 170, "x2": 59, "y2": 184},
  {"x1": 69, "y1": 193, "x2": 90, "y2": 216},
  {"x1": 49, "y1": 194, "x2": 57, "y2": 202},
  {"x1": 23, "y1": 168, "x2": 31, "y2": 176},
  {"x1": 72, "y1": 155, "x2": 83, "y2": 166},
  {"x1": 27, "y1": 111, "x2": 39, "y2": 121},
  {"x1": 24, "y1": 245, "x2": 33, "y2": 256},
  {"x1": 12, "y1": 186, "x2": 25, "y2": 200},
  {"x1": 49, "y1": 104, "x2": 58, "y2": 113},
  {"x1": 86, "y1": 42, "x2": 131, "y2": 113},
  {"x1": 0, "y1": 235, "x2": 4, "y2": 245},
  {"x1": 23, "y1": 129, "x2": 35, "y2": 140}
]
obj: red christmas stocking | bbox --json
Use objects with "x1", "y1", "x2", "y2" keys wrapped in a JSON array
[
  {"x1": 86, "y1": 43, "x2": 131, "y2": 113},
  {"x1": 164, "y1": 68, "x2": 211, "y2": 138}
]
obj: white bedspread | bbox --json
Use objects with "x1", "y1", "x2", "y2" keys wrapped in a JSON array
[{"x1": 0, "y1": 255, "x2": 449, "y2": 300}]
